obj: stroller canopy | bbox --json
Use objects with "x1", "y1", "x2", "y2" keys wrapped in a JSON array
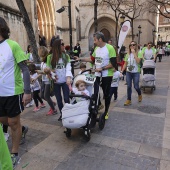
[{"x1": 143, "y1": 60, "x2": 156, "y2": 68}]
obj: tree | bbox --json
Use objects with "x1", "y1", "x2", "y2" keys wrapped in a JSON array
[
  {"x1": 148, "y1": 0, "x2": 170, "y2": 19},
  {"x1": 16, "y1": 0, "x2": 39, "y2": 62},
  {"x1": 118, "y1": 0, "x2": 147, "y2": 40},
  {"x1": 101, "y1": 0, "x2": 125, "y2": 46}
]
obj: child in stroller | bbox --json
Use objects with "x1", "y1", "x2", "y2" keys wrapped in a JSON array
[{"x1": 71, "y1": 80, "x2": 90, "y2": 102}]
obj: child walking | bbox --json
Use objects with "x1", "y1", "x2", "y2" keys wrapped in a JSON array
[
  {"x1": 29, "y1": 63, "x2": 46, "y2": 112},
  {"x1": 38, "y1": 46, "x2": 57, "y2": 115},
  {"x1": 110, "y1": 67, "x2": 121, "y2": 101}
]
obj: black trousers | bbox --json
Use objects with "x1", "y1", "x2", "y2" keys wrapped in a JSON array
[
  {"x1": 33, "y1": 90, "x2": 43, "y2": 107},
  {"x1": 110, "y1": 87, "x2": 118, "y2": 101},
  {"x1": 94, "y1": 76, "x2": 112, "y2": 113}
]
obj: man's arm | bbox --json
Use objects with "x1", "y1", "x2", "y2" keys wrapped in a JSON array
[{"x1": 18, "y1": 61, "x2": 31, "y2": 105}]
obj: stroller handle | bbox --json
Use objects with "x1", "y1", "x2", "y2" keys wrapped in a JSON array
[{"x1": 69, "y1": 94, "x2": 91, "y2": 100}]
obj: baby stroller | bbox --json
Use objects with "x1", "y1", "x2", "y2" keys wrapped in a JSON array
[
  {"x1": 141, "y1": 60, "x2": 156, "y2": 92},
  {"x1": 62, "y1": 69, "x2": 106, "y2": 141}
]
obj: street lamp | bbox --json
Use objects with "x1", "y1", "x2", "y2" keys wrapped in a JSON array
[
  {"x1": 138, "y1": 25, "x2": 142, "y2": 44},
  {"x1": 56, "y1": 0, "x2": 72, "y2": 51},
  {"x1": 120, "y1": 15, "x2": 125, "y2": 25},
  {"x1": 152, "y1": 29, "x2": 156, "y2": 44}
]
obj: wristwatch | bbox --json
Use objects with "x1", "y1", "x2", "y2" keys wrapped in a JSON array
[{"x1": 102, "y1": 67, "x2": 105, "y2": 71}]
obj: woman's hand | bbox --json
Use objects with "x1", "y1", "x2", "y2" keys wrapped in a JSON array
[{"x1": 66, "y1": 76, "x2": 72, "y2": 86}]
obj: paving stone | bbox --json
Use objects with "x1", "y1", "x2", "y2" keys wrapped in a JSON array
[
  {"x1": 15, "y1": 152, "x2": 59, "y2": 170},
  {"x1": 7, "y1": 128, "x2": 50, "y2": 156},
  {"x1": 118, "y1": 140, "x2": 140, "y2": 153},
  {"x1": 160, "y1": 160, "x2": 170, "y2": 170},
  {"x1": 139, "y1": 144, "x2": 162, "y2": 159},
  {"x1": 95, "y1": 111, "x2": 164, "y2": 147},
  {"x1": 162, "y1": 148, "x2": 170, "y2": 161}
]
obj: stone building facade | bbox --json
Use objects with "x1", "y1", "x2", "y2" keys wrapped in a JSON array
[
  {"x1": 158, "y1": 6, "x2": 170, "y2": 43},
  {"x1": 0, "y1": 0, "x2": 156, "y2": 53}
]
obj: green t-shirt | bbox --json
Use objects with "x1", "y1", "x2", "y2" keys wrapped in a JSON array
[
  {"x1": 124, "y1": 52, "x2": 142, "y2": 73},
  {"x1": 0, "y1": 125, "x2": 13, "y2": 170}
]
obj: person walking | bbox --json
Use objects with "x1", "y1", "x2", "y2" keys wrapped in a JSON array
[
  {"x1": 75, "y1": 31, "x2": 117, "y2": 120},
  {"x1": 37, "y1": 46, "x2": 57, "y2": 115},
  {"x1": 142, "y1": 42, "x2": 156, "y2": 61},
  {"x1": 121, "y1": 41, "x2": 142, "y2": 106},
  {"x1": 29, "y1": 63, "x2": 46, "y2": 112},
  {"x1": 74, "y1": 43, "x2": 81, "y2": 57},
  {"x1": 46, "y1": 39, "x2": 72, "y2": 121},
  {"x1": 0, "y1": 17, "x2": 31, "y2": 168}
]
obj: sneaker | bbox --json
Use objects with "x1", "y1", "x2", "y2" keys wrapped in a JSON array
[
  {"x1": 29, "y1": 99, "x2": 34, "y2": 106},
  {"x1": 25, "y1": 103, "x2": 31, "y2": 108},
  {"x1": 4, "y1": 133, "x2": 9, "y2": 142},
  {"x1": 46, "y1": 108, "x2": 57, "y2": 116},
  {"x1": 105, "y1": 112, "x2": 109, "y2": 120},
  {"x1": 40, "y1": 103, "x2": 46, "y2": 108},
  {"x1": 11, "y1": 154, "x2": 21, "y2": 169},
  {"x1": 138, "y1": 95, "x2": 142, "y2": 102},
  {"x1": 124, "y1": 100, "x2": 131, "y2": 106},
  {"x1": 98, "y1": 104, "x2": 104, "y2": 110},
  {"x1": 33, "y1": 107, "x2": 40, "y2": 112},
  {"x1": 20, "y1": 126, "x2": 28, "y2": 145}
]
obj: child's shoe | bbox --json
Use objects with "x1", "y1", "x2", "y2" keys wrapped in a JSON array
[
  {"x1": 33, "y1": 107, "x2": 40, "y2": 112},
  {"x1": 40, "y1": 103, "x2": 46, "y2": 108}
]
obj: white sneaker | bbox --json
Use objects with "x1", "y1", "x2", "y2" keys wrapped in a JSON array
[
  {"x1": 30, "y1": 99, "x2": 34, "y2": 106},
  {"x1": 4, "y1": 133, "x2": 9, "y2": 141},
  {"x1": 25, "y1": 103, "x2": 31, "y2": 108}
]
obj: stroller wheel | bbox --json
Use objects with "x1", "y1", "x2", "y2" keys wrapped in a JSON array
[
  {"x1": 84, "y1": 128, "x2": 91, "y2": 142},
  {"x1": 65, "y1": 128, "x2": 71, "y2": 138},
  {"x1": 98, "y1": 113, "x2": 105, "y2": 130}
]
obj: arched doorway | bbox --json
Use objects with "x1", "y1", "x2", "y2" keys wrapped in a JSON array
[
  {"x1": 88, "y1": 17, "x2": 116, "y2": 50},
  {"x1": 37, "y1": 0, "x2": 55, "y2": 43},
  {"x1": 101, "y1": 28, "x2": 111, "y2": 43}
]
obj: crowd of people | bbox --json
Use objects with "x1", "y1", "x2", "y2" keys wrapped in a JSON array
[{"x1": 0, "y1": 15, "x2": 170, "y2": 169}]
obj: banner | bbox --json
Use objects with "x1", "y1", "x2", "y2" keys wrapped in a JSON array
[{"x1": 118, "y1": 20, "x2": 131, "y2": 54}]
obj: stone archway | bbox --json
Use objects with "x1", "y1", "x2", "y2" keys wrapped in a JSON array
[
  {"x1": 37, "y1": 0, "x2": 55, "y2": 43},
  {"x1": 88, "y1": 16, "x2": 116, "y2": 50},
  {"x1": 101, "y1": 28, "x2": 111, "y2": 43}
]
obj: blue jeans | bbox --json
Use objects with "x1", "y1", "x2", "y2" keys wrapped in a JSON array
[
  {"x1": 54, "y1": 83, "x2": 70, "y2": 113},
  {"x1": 126, "y1": 72, "x2": 141, "y2": 100}
]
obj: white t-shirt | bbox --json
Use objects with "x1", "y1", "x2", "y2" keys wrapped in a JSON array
[
  {"x1": 158, "y1": 48, "x2": 163, "y2": 54},
  {"x1": 30, "y1": 73, "x2": 40, "y2": 91},
  {"x1": 0, "y1": 39, "x2": 27, "y2": 96},
  {"x1": 144, "y1": 49, "x2": 154, "y2": 60},
  {"x1": 111, "y1": 71, "x2": 120, "y2": 87},
  {"x1": 92, "y1": 44, "x2": 116, "y2": 77},
  {"x1": 126, "y1": 54, "x2": 139, "y2": 73},
  {"x1": 55, "y1": 58, "x2": 72, "y2": 83},
  {"x1": 72, "y1": 87, "x2": 90, "y2": 102}
]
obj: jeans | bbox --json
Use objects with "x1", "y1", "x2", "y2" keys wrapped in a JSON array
[
  {"x1": 54, "y1": 83, "x2": 70, "y2": 113},
  {"x1": 126, "y1": 72, "x2": 141, "y2": 100}
]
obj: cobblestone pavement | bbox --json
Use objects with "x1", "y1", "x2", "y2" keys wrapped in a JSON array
[{"x1": 9, "y1": 56, "x2": 170, "y2": 170}]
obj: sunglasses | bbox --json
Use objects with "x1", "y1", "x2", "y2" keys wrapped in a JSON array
[
  {"x1": 61, "y1": 43, "x2": 65, "y2": 46},
  {"x1": 130, "y1": 44, "x2": 136, "y2": 46},
  {"x1": 148, "y1": 44, "x2": 152, "y2": 46}
]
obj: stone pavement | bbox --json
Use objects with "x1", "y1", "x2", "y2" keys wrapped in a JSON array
[{"x1": 8, "y1": 56, "x2": 170, "y2": 170}]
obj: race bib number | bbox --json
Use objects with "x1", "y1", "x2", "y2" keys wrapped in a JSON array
[
  {"x1": 95, "y1": 57, "x2": 103, "y2": 65},
  {"x1": 56, "y1": 63, "x2": 65, "y2": 69},
  {"x1": 112, "y1": 78, "x2": 118, "y2": 83},
  {"x1": 84, "y1": 74, "x2": 96, "y2": 84}
]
